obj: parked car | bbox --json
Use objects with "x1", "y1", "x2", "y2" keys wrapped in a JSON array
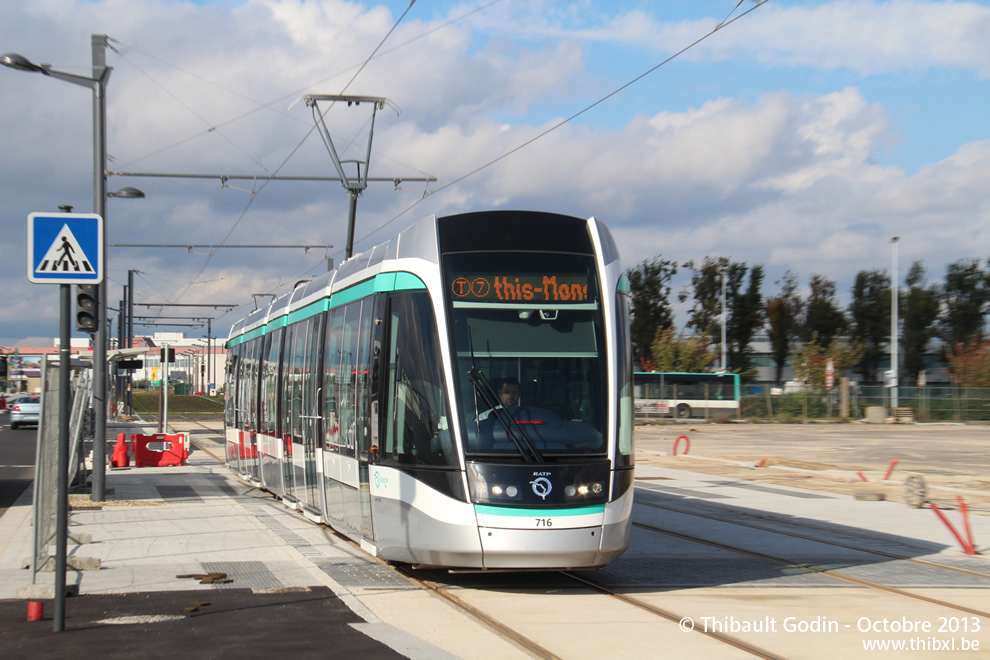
[{"x1": 10, "y1": 395, "x2": 40, "y2": 429}]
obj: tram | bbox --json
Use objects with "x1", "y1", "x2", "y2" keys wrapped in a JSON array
[{"x1": 224, "y1": 210, "x2": 635, "y2": 569}]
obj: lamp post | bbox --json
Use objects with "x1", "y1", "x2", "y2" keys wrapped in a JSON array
[
  {"x1": 890, "y1": 236, "x2": 899, "y2": 409},
  {"x1": 720, "y1": 266, "x2": 727, "y2": 373},
  {"x1": 3, "y1": 35, "x2": 115, "y2": 503}
]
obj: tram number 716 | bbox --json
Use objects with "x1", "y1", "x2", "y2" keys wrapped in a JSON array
[{"x1": 535, "y1": 518, "x2": 553, "y2": 527}]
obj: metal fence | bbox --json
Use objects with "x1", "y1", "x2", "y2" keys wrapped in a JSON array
[
  {"x1": 30, "y1": 359, "x2": 93, "y2": 580},
  {"x1": 741, "y1": 385, "x2": 990, "y2": 422}
]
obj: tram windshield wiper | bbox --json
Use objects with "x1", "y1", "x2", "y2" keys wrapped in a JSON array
[
  {"x1": 466, "y1": 367, "x2": 543, "y2": 463},
  {"x1": 466, "y1": 326, "x2": 542, "y2": 463}
]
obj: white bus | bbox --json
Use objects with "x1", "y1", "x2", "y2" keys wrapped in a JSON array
[{"x1": 634, "y1": 371, "x2": 741, "y2": 419}]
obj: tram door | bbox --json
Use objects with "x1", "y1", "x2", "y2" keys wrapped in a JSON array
[
  {"x1": 300, "y1": 316, "x2": 323, "y2": 511},
  {"x1": 323, "y1": 309, "x2": 346, "y2": 525},
  {"x1": 361, "y1": 294, "x2": 386, "y2": 542},
  {"x1": 338, "y1": 301, "x2": 374, "y2": 537},
  {"x1": 351, "y1": 299, "x2": 377, "y2": 541},
  {"x1": 283, "y1": 318, "x2": 317, "y2": 505}
]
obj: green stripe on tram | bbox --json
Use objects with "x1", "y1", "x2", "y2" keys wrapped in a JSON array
[
  {"x1": 474, "y1": 504, "x2": 605, "y2": 517},
  {"x1": 228, "y1": 271, "x2": 427, "y2": 345},
  {"x1": 287, "y1": 298, "x2": 329, "y2": 325}
]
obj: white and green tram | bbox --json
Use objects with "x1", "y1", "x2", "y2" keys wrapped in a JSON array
[{"x1": 224, "y1": 210, "x2": 634, "y2": 569}]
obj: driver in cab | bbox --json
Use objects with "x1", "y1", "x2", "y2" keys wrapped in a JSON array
[{"x1": 477, "y1": 376, "x2": 558, "y2": 427}]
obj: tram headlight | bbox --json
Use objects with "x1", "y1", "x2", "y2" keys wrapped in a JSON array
[
  {"x1": 489, "y1": 484, "x2": 520, "y2": 499},
  {"x1": 568, "y1": 482, "x2": 604, "y2": 498}
]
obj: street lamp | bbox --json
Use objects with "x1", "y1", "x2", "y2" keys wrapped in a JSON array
[
  {"x1": 890, "y1": 237, "x2": 899, "y2": 409},
  {"x1": 109, "y1": 186, "x2": 145, "y2": 199},
  {"x1": 720, "y1": 266, "x2": 727, "y2": 373},
  {"x1": 3, "y1": 35, "x2": 113, "y2": 505}
]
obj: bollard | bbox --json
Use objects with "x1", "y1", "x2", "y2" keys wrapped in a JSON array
[
  {"x1": 883, "y1": 459, "x2": 899, "y2": 480},
  {"x1": 958, "y1": 497, "x2": 977, "y2": 554},
  {"x1": 27, "y1": 601, "x2": 43, "y2": 622},
  {"x1": 672, "y1": 435, "x2": 690, "y2": 456},
  {"x1": 756, "y1": 457, "x2": 767, "y2": 468},
  {"x1": 110, "y1": 432, "x2": 130, "y2": 468},
  {"x1": 930, "y1": 503, "x2": 977, "y2": 555}
]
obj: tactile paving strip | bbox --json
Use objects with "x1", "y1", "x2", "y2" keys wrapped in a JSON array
[
  {"x1": 314, "y1": 560, "x2": 416, "y2": 590},
  {"x1": 200, "y1": 561, "x2": 282, "y2": 589}
]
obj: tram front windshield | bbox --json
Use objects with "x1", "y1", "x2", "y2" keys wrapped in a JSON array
[{"x1": 445, "y1": 253, "x2": 607, "y2": 459}]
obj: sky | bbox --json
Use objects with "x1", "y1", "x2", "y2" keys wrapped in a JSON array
[{"x1": 1, "y1": 0, "x2": 989, "y2": 347}]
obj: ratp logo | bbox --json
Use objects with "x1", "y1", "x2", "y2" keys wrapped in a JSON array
[{"x1": 529, "y1": 477, "x2": 552, "y2": 500}]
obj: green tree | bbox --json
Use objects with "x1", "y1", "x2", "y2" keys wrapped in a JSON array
[
  {"x1": 901, "y1": 261, "x2": 940, "y2": 382},
  {"x1": 679, "y1": 256, "x2": 726, "y2": 341},
  {"x1": 764, "y1": 271, "x2": 801, "y2": 386},
  {"x1": 627, "y1": 256, "x2": 678, "y2": 369},
  {"x1": 792, "y1": 337, "x2": 865, "y2": 391},
  {"x1": 679, "y1": 256, "x2": 764, "y2": 375},
  {"x1": 800, "y1": 274, "x2": 846, "y2": 345},
  {"x1": 725, "y1": 263, "x2": 765, "y2": 378},
  {"x1": 939, "y1": 259, "x2": 988, "y2": 349},
  {"x1": 847, "y1": 269, "x2": 891, "y2": 384},
  {"x1": 651, "y1": 326, "x2": 716, "y2": 373}
]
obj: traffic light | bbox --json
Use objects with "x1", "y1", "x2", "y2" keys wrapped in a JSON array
[
  {"x1": 76, "y1": 284, "x2": 100, "y2": 333},
  {"x1": 160, "y1": 348, "x2": 175, "y2": 363}
]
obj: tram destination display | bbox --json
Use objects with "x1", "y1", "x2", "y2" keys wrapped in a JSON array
[{"x1": 449, "y1": 272, "x2": 594, "y2": 303}]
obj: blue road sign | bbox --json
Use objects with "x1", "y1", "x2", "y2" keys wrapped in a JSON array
[{"x1": 28, "y1": 212, "x2": 104, "y2": 284}]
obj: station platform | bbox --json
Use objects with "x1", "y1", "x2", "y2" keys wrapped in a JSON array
[{"x1": 1, "y1": 421, "x2": 988, "y2": 658}]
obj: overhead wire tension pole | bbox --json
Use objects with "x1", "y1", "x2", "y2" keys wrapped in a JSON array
[{"x1": 305, "y1": 94, "x2": 395, "y2": 259}]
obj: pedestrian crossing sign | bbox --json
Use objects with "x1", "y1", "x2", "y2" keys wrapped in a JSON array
[{"x1": 27, "y1": 212, "x2": 104, "y2": 284}]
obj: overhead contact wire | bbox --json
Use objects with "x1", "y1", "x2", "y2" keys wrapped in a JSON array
[{"x1": 353, "y1": 1, "x2": 769, "y2": 249}]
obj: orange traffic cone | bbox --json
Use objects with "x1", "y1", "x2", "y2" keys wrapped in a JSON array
[{"x1": 110, "y1": 432, "x2": 130, "y2": 468}]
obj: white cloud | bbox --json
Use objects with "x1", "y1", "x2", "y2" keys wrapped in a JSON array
[{"x1": 2, "y1": 0, "x2": 990, "y2": 345}]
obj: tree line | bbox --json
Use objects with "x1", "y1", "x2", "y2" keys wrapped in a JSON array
[{"x1": 628, "y1": 256, "x2": 990, "y2": 387}]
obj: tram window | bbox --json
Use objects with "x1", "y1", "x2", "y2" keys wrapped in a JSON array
[
  {"x1": 302, "y1": 314, "x2": 323, "y2": 433},
  {"x1": 355, "y1": 300, "x2": 374, "y2": 453},
  {"x1": 383, "y1": 292, "x2": 455, "y2": 468},
  {"x1": 224, "y1": 345, "x2": 240, "y2": 426},
  {"x1": 242, "y1": 337, "x2": 262, "y2": 431},
  {"x1": 324, "y1": 308, "x2": 345, "y2": 447},
  {"x1": 339, "y1": 304, "x2": 359, "y2": 452},
  {"x1": 261, "y1": 327, "x2": 283, "y2": 436}
]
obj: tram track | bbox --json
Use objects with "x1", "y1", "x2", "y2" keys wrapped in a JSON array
[
  {"x1": 161, "y1": 416, "x2": 990, "y2": 657},
  {"x1": 630, "y1": 518, "x2": 990, "y2": 620},
  {"x1": 398, "y1": 564, "x2": 787, "y2": 660},
  {"x1": 637, "y1": 499, "x2": 990, "y2": 581},
  {"x1": 560, "y1": 570, "x2": 785, "y2": 659},
  {"x1": 396, "y1": 567, "x2": 564, "y2": 660}
]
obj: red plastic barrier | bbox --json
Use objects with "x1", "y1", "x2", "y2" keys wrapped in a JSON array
[
  {"x1": 131, "y1": 433, "x2": 188, "y2": 467},
  {"x1": 110, "y1": 432, "x2": 130, "y2": 468}
]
